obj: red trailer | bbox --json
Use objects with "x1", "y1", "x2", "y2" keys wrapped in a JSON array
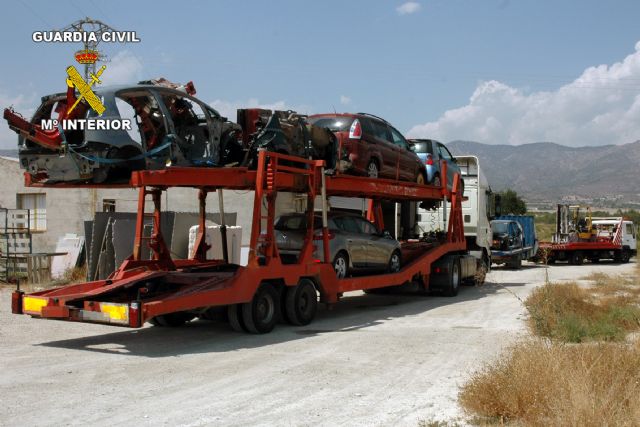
[{"x1": 11, "y1": 151, "x2": 477, "y2": 333}]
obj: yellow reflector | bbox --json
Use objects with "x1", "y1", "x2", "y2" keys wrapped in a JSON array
[
  {"x1": 23, "y1": 297, "x2": 48, "y2": 313},
  {"x1": 100, "y1": 303, "x2": 128, "y2": 321}
]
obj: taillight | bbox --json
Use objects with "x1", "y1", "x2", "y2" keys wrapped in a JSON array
[
  {"x1": 349, "y1": 119, "x2": 362, "y2": 139},
  {"x1": 314, "y1": 231, "x2": 336, "y2": 240},
  {"x1": 425, "y1": 153, "x2": 434, "y2": 166}
]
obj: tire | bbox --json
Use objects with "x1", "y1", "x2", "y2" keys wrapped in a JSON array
[
  {"x1": 509, "y1": 254, "x2": 522, "y2": 270},
  {"x1": 620, "y1": 250, "x2": 631, "y2": 263},
  {"x1": 366, "y1": 160, "x2": 379, "y2": 178},
  {"x1": 149, "y1": 312, "x2": 195, "y2": 327},
  {"x1": 473, "y1": 256, "x2": 488, "y2": 286},
  {"x1": 333, "y1": 251, "x2": 349, "y2": 279},
  {"x1": 570, "y1": 251, "x2": 584, "y2": 265},
  {"x1": 242, "y1": 283, "x2": 280, "y2": 334},
  {"x1": 443, "y1": 257, "x2": 461, "y2": 297},
  {"x1": 388, "y1": 250, "x2": 402, "y2": 273},
  {"x1": 228, "y1": 304, "x2": 248, "y2": 332},
  {"x1": 285, "y1": 279, "x2": 318, "y2": 326}
]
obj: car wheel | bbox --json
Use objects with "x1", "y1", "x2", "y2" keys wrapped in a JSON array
[
  {"x1": 366, "y1": 160, "x2": 379, "y2": 178},
  {"x1": 432, "y1": 173, "x2": 441, "y2": 187},
  {"x1": 333, "y1": 251, "x2": 349, "y2": 279},
  {"x1": 388, "y1": 250, "x2": 401, "y2": 273}
]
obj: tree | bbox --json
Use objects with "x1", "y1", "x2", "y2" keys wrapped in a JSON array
[{"x1": 498, "y1": 189, "x2": 527, "y2": 215}]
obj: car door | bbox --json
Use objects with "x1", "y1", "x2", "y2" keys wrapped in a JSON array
[
  {"x1": 367, "y1": 118, "x2": 397, "y2": 178},
  {"x1": 389, "y1": 126, "x2": 416, "y2": 181},
  {"x1": 356, "y1": 218, "x2": 388, "y2": 268},
  {"x1": 436, "y1": 143, "x2": 459, "y2": 189},
  {"x1": 334, "y1": 216, "x2": 367, "y2": 268}
]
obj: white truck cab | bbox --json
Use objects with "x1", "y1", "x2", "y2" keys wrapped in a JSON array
[
  {"x1": 417, "y1": 155, "x2": 494, "y2": 270},
  {"x1": 592, "y1": 217, "x2": 637, "y2": 254}
]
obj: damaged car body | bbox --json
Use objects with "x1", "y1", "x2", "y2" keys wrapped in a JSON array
[{"x1": 4, "y1": 79, "x2": 242, "y2": 183}]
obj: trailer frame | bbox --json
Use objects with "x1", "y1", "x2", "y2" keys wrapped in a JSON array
[{"x1": 12, "y1": 150, "x2": 467, "y2": 333}]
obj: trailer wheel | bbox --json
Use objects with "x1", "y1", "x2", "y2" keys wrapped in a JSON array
[
  {"x1": 443, "y1": 257, "x2": 461, "y2": 297},
  {"x1": 242, "y1": 283, "x2": 280, "y2": 334},
  {"x1": 570, "y1": 251, "x2": 584, "y2": 265},
  {"x1": 285, "y1": 279, "x2": 318, "y2": 326},
  {"x1": 228, "y1": 304, "x2": 248, "y2": 333}
]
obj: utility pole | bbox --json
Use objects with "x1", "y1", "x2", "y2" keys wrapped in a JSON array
[{"x1": 59, "y1": 17, "x2": 117, "y2": 80}]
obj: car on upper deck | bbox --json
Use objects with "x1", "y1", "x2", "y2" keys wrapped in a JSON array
[
  {"x1": 4, "y1": 79, "x2": 242, "y2": 183},
  {"x1": 308, "y1": 113, "x2": 426, "y2": 183},
  {"x1": 409, "y1": 138, "x2": 464, "y2": 193}
]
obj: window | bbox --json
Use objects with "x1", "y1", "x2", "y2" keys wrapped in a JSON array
[
  {"x1": 334, "y1": 216, "x2": 361, "y2": 233},
  {"x1": 357, "y1": 218, "x2": 378, "y2": 235},
  {"x1": 367, "y1": 119, "x2": 392, "y2": 143},
  {"x1": 625, "y1": 223, "x2": 634, "y2": 237},
  {"x1": 103, "y1": 199, "x2": 116, "y2": 212},
  {"x1": 16, "y1": 193, "x2": 46, "y2": 232},
  {"x1": 116, "y1": 90, "x2": 167, "y2": 151},
  {"x1": 437, "y1": 144, "x2": 454, "y2": 161},
  {"x1": 160, "y1": 93, "x2": 215, "y2": 163},
  {"x1": 389, "y1": 127, "x2": 408, "y2": 148}
]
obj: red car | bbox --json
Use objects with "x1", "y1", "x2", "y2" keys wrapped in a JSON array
[{"x1": 308, "y1": 113, "x2": 426, "y2": 183}]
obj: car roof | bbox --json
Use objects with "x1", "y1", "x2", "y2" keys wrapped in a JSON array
[{"x1": 309, "y1": 112, "x2": 391, "y2": 125}]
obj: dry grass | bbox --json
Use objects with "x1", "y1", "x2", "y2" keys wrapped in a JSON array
[
  {"x1": 460, "y1": 339, "x2": 640, "y2": 426},
  {"x1": 459, "y1": 264, "x2": 640, "y2": 425},
  {"x1": 525, "y1": 280, "x2": 640, "y2": 343}
]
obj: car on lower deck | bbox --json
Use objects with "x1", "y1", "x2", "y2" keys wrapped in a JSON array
[
  {"x1": 274, "y1": 211, "x2": 402, "y2": 278},
  {"x1": 308, "y1": 113, "x2": 426, "y2": 183},
  {"x1": 409, "y1": 139, "x2": 464, "y2": 193}
]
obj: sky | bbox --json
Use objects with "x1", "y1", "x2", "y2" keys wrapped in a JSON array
[{"x1": 1, "y1": 0, "x2": 640, "y2": 149}]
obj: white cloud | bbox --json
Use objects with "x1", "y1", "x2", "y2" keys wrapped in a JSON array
[
  {"x1": 407, "y1": 41, "x2": 640, "y2": 147},
  {"x1": 100, "y1": 51, "x2": 144, "y2": 85},
  {"x1": 209, "y1": 98, "x2": 310, "y2": 120},
  {"x1": 397, "y1": 2, "x2": 421, "y2": 15},
  {"x1": 340, "y1": 95, "x2": 351, "y2": 105}
]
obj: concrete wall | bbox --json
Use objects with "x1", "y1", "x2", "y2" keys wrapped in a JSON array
[{"x1": 0, "y1": 157, "x2": 298, "y2": 253}]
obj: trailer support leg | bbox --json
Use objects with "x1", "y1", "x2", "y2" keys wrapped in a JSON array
[{"x1": 218, "y1": 189, "x2": 229, "y2": 264}]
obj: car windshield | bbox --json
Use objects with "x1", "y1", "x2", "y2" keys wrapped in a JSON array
[
  {"x1": 308, "y1": 116, "x2": 354, "y2": 132},
  {"x1": 411, "y1": 141, "x2": 432, "y2": 154},
  {"x1": 492, "y1": 222, "x2": 509, "y2": 233}
]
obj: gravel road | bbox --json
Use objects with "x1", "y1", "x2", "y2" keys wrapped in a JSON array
[{"x1": 0, "y1": 260, "x2": 636, "y2": 426}]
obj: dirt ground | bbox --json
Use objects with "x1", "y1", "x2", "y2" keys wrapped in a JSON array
[{"x1": 0, "y1": 260, "x2": 636, "y2": 426}]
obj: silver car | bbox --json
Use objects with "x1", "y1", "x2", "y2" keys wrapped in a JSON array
[{"x1": 274, "y1": 212, "x2": 402, "y2": 278}]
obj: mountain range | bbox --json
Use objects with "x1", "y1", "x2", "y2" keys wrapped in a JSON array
[
  {"x1": 447, "y1": 140, "x2": 640, "y2": 205},
  {"x1": 2, "y1": 141, "x2": 639, "y2": 206}
]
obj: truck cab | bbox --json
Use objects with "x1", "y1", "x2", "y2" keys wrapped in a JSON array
[{"x1": 417, "y1": 155, "x2": 494, "y2": 272}]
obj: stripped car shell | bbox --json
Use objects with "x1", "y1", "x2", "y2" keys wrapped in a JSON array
[{"x1": 4, "y1": 80, "x2": 242, "y2": 183}]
